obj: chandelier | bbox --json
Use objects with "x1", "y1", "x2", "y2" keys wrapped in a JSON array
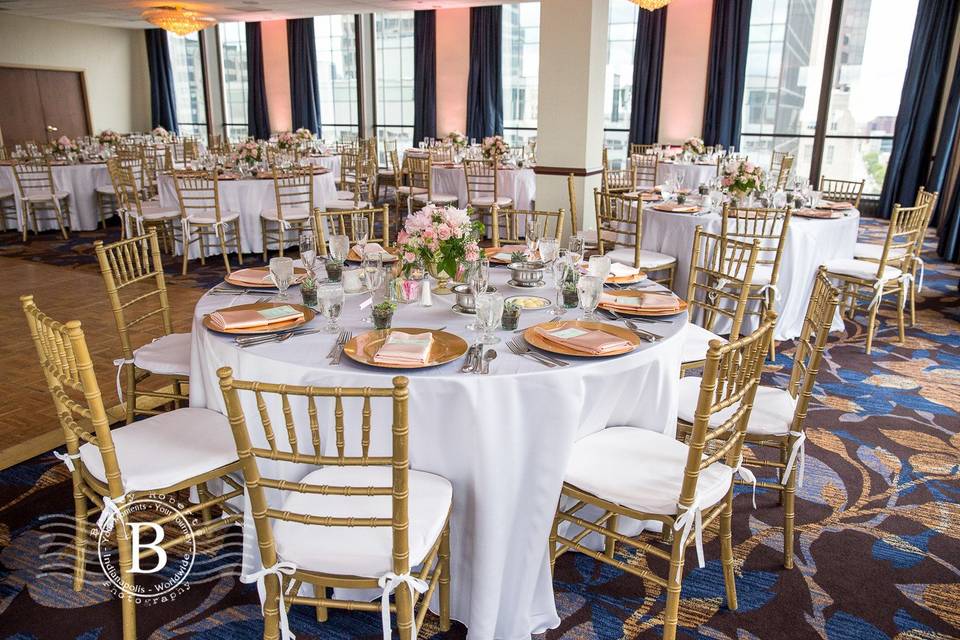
[
  {"x1": 143, "y1": 6, "x2": 216, "y2": 36},
  {"x1": 629, "y1": 0, "x2": 671, "y2": 10}
]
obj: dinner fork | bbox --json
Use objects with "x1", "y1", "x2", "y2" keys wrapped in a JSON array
[
  {"x1": 331, "y1": 331, "x2": 351, "y2": 365},
  {"x1": 326, "y1": 330, "x2": 346, "y2": 358},
  {"x1": 507, "y1": 339, "x2": 556, "y2": 368},
  {"x1": 509, "y1": 337, "x2": 569, "y2": 367}
]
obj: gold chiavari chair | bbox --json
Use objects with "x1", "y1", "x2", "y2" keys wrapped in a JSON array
[
  {"x1": 406, "y1": 153, "x2": 458, "y2": 214},
  {"x1": 21, "y1": 295, "x2": 243, "y2": 640},
  {"x1": 678, "y1": 269, "x2": 840, "y2": 569},
  {"x1": 854, "y1": 188, "x2": 938, "y2": 326},
  {"x1": 328, "y1": 149, "x2": 378, "y2": 211},
  {"x1": 566, "y1": 174, "x2": 599, "y2": 249},
  {"x1": 378, "y1": 139, "x2": 399, "y2": 200},
  {"x1": 172, "y1": 170, "x2": 244, "y2": 275},
  {"x1": 491, "y1": 205, "x2": 565, "y2": 248},
  {"x1": 463, "y1": 158, "x2": 512, "y2": 226},
  {"x1": 770, "y1": 150, "x2": 789, "y2": 177},
  {"x1": 430, "y1": 144, "x2": 455, "y2": 163},
  {"x1": 720, "y1": 204, "x2": 792, "y2": 359},
  {"x1": 106, "y1": 159, "x2": 179, "y2": 248},
  {"x1": 601, "y1": 152, "x2": 637, "y2": 194},
  {"x1": 775, "y1": 155, "x2": 794, "y2": 190},
  {"x1": 12, "y1": 159, "x2": 71, "y2": 242},
  {"x1": 337, "y1": 144, "x2": 360, "y2": 193},
  {"x1": 823, "y1": 201, "x2": 927, "y2": 353},
  {"x1": 217, "y1": 368, "x2": 452, "y2": 640},
  {"x1": 681, "y1": 226, "x2": 761, "y2": 373},
  {"x1": 261, "y1": 167, "x2": 315, "y2": 260},
  {"x1": 94, "y1": 230, "x2": 190, "y2": 422},
  {"x1": 818, "y1": 176, "x2": 865, "y2": 208},
  {"x1": 629, "y1": 142, "x2": 656, "y2": 157},
  {"x1": 632, "y1": 153, "x2": 659, "y2": 191},
  {"x1": 550, "y1": 313, "x2": 776, "y2": 640},
  {"x1": 594, "y1": 189, "x2": 678, "y2": 288},
  {"x1": 0, "y1": 149, "x2": 17, "y2": 231},
  {"x1": 314, "y1": 205, "x2": 391, "y2": 257}
]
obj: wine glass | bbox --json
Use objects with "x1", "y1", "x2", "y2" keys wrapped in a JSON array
[
  {"x1": 475, "y1": 291, "x2": 504, "y2": 345},
  {"x1": 550, "y1": 252, "x2": 571, "y2": 318},
  {"x1": 300, "y1": 231, "x2": 317, "y2": 274},
  {"x1": 318, "y1": 282, "x2": 344, "y2": 333},
  {"x1": 269, "y1": 257, "x2": 294, "y2": 301},
  {"x1": 360, "y1": 253, "x2": 383, "y2": 323},
  {"x1": 466, "y1": 259, "x2": 490, "y2": 331},
  {"x1": 567, "y1": 234, "x2": 585, "y2": 267},
  {"x1": 329, "y1": 233, "x2": 349, "y2": 262},
  {"x1": 576, "y1": 275, "x2": 603, "y2": 321},
  {"x1": 351, "y1": 214, "x2": 370, "y2": 257},
  {"x1": 525, "y1": 215, "x2": 545, "y2": 258}
]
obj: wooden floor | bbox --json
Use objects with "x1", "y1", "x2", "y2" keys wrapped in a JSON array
[{"x1": 0, "y1": 256, "x2": 203, "y2": 469}]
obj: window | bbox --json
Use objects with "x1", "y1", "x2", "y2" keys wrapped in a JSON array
[
  {"x1": 168, "y1": 32, "x2": 208, "y2": 142},
  {"x1": 218, "y1": 23, "x2": 248, "y2": 141},
  {"x1": 502, "y1": 3, "x2": 540, "y2": 149},
  {"x1": 739, "y1": 0, "x2": 919, "y2": 194},
  {"x1": 603, "y1": 0, "x2": 640, "y2": 169},
  {"x1": 373, "y1": 12, "x2": 415, "y2": 150},
  {"x1": 314, "y1": 15, "x2": 360, "y2": 142}
]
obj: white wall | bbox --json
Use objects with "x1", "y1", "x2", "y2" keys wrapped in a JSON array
[
  {"x1": 659, "y1": 0, "x2": 713, "y2": 143},
  {"x1": 0, "y1": 14, "x2": 150, "y2": 134}
]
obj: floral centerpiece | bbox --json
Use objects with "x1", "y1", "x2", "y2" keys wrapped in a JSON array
[
  {"x1": 446, "y1": 131, "x2": 467, "y2": 149},
  {"x1": 276, "y1": 131, "x2": 297, "y2": 151},
  {"x1": 234, "y1": 140, "x2": 263, "y2": 167},
  {"x1": 295, "y1": 127, "x2": 314, "y2": 142},
  {"x1": 720, "y1": 158, "x2": 764, "y2": 200},
  {"x1": 151, "y1": 126, "x2": 170, "y2": 140},
  {"x1": 682, "y1": 136, "x2": 705, "y2": 155},
  {"x1": 397, "y1": 205, "x2": 483, "y2": 293},
  {"x1": 98, "y1": 130, "x2": 120, "y2": 146},
  {"x1": 481, "y1": 135, "x2": 507, "y2": 161},
  {"x1": 53, "y1": 135, "x2": 78, "y2": 156}
]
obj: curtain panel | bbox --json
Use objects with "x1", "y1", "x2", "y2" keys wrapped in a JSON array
[
  {"x1": 701, "y1": 0, "x2": 752, "y2": 149},
  {"x1": 466, "y1": 6, "x2": 503, "y2": 141},
  {"x1": 245, "y1": 22, "x2": 272, "y2": 140},
  {"x1": 629, "y1": 7, "x2": 668, "y2": 146},
  {"x1": 287, "y1": 18, "x2": 322, "y2": 134},
  {"x1": 145, "y1": 29, "x2": 178, "y2": 133},
  {"x1": 414, "y1": 10, "x2": 438, "y2": 144}
]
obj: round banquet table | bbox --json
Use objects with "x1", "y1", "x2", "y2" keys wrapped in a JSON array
[
  {"x1": 300, "y1": 153, "x2": 340, "y2": 177},
  {"x1": 638, "y1": 202, "x2": 860, "y2": 341},
  {"x1": 189, "y1": 267, "x2": 686, "y2": 639},
  {"x1": 655, "y1": 160, "x2": 718, "y2": 188},
  {"x1": 0, "y1": 161, "x2": 111, "y2": 232},
  {"x1": 430, "y1": 164, "x2": 537, "y2": 211},
  {"x1": 157, "y1": 169, "x2": 338, "y2": 259}
]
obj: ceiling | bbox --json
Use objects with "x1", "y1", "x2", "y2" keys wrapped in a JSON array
[{"x1": 0, "y1": 0, "x2": 520, "y2": 29}]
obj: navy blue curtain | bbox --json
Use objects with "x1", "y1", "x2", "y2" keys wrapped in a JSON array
[
  {"x1": 287, "y1": 18, "x2": 321, "y2": 134},
  {"x1": 145, "y1": 29, "x2": 178, "y2": 133},
  {"x1": 935, "y1": 50, "x2": 960, "y2": 262},
  {"x1": 702, "y1": 0, "x2": 752, "y2": 149},
  {"x1": 245, "y1": 22, "x2": 271, "y2": 140},
  {"x1": 629, "y1": 7, "x2": 668, "y2": 146},
  {"x1": 414, "y1": 10, "x2": 437, "y2": 144},
  {"x1": 878, "y1": 1, "x2": 960, "y2": 218},
  {"x1": 466, "y1": 6, "x2": 503, "y2": 140}
]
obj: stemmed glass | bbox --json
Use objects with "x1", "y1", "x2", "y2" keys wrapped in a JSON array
[
  {"x1": 525, "y1": 215, "x2": 545, "y2": 259},
  {"x1": 300, "y1": 231, "x2": 318, "y2": 274},
  {"x1": 329, "y1": 233, "x2": 349, "y2": 262},
  {"x1": 269, "y1": 257, "x2": 294, "y2": 301},
  {"x1": 318, "y1": 282, "x2": 344, "y2": 333},
  {"x1": 465, "y1": 259, "x2": 490, "y2": 331},
  {"x1": 567, "y1": 234, "x2": 585, "y2": 267},
  {"x1": 360, "y1": 253, "x2": 383, "y2": 323},
  {"x1": 351, "y1": 214, "x2": 370, "y2": 257},
  {"x1": 576, "y1": 275, "x2": 603, "y2": 321},
  {"x1": 588, "y1": 254, "x2": 612, "y2": 283},
  {"x1": 550, "y1": 250, "x2": 571, "y2": 318},
  {"x1": 475, "y1": 291, "x2": 504, "y2": 345}
]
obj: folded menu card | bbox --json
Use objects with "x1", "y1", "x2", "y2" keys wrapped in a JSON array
[
  {"x1": 535, "y1": 326, "x2": 633, "y2": 355},
  {"x1": 818, "y1": 200, "x2": 854, "y2": 210},
  {"x1": 608, "y1": 263, "x2": 641, "y2": 278},
  {"x1": 373, "y1": 331, "x2": 435, "y2": 365},
  {"x1": 209, "y1": 305, "x2": 304, "y2": 330},
  {"x1": 599, "y1": 292, "x2": 681, "y2": 312},
  {"x1": 227, "y1": 268, "x2": 275, "y2": 286}
]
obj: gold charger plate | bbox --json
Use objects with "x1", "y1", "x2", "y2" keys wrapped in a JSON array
[
  {"x1": 343, "y1": 328, "x2": 469, "y2": 369},
  {"x1": 651, "y1": 203, "x2": 702, "y2": 214},
  {"x1": 523, "y1": 320, "x2": 640, "y2": 357},
  {"x1": 202, "y1": 302, "x2": 315, "y2": 335},
  {"x1": 224, "y1": 267, "x2": 309, "y2": 288},
  {"x1": 346, "y1": 246, "x2": 400, "y2": 263},
  {"x1": 598, "y1": 289, "x2": 688, "y2": 317},
  {"x1": 577, "y1": 263, "x2": 647, "y2": 284}
]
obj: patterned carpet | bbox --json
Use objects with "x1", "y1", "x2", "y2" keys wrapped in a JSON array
[{"x1": 0, "y1": 222, "x2": 958, "y2": 639}]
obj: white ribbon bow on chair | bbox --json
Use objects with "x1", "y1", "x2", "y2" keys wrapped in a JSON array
[
  {"x1": 758, "y1": 283, "x2": 782, "y2": 302},
  {"x1": 672, "y1": 497, "x2": 705, "y2": 583},
  {"x1": 112, "y1": 357, "x2": 135, "y2": 404},
  {"x1": 53, "y1": 450, "x2": 81, "y2": 472},
  {"x1": 914, "y1": 257, "x2": 925, "y2": 292},
  {"x1": 97, "y1": 494, "x2": 128, "y2": 534},
  {"x1": 782, "y1": 430, "x2": 807, "y2": 488},
  {"x1": 378, "y1": 572, "x2": 429, "y2": 640},
  {"x1": 241, "y1": 562, "x2": 298, "y2": 640},
  {"x1": 733, "y1": 455, "x2": 758, "y2": 509}
]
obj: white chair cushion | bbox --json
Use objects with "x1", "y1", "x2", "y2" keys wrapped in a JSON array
[
  {"x1": 138, "y1": 204, "x2": 180, "y2": 220},
  {"x1": 606, "y1": 247, "x2": 677, "y2": 270},
  {"x1": 378, "y1": 169, "x2": 395, "y2": 177},
  {"x1": 133, "y1": 332, "x2": 191, "y2": 376},
  {"x1": 273, "y1": 466, "x2": 452, "y2": 578},
  {"x1": 79, "y1": 407, "x2": 237, "y2": 493},
  {"x1": 823, "y1": 258, "x2": 902, "y2": 281},
  {"x1": 396, "y1": 186, "x2": 428, "y2": 195},
  {"x1": 471, "y1": 196, "x2": 513, "y2": 207},
  {"x1": 326, "y1": 200, "x2": 369, "y2": 210},
  {"x1": 335, "y1": 190, "x2": 357, "y2": 200},
  {"x1": 23, "y1": 191, "x2": 70, "y2": 202},
  {"x1": 260, "y1": 207, "x2": 312, "y2": 222},
  {"x1": 853, "y1": 242, "x2": 907, "y2": 261},
  {"x1": 186, "y1": 210, "x2": 241, "y2": 225},
  {"x1": 412, "y1": 193, "x2": 459, "y2": 204},
  {"x1": 96, "y1": 184, "x2": 116, "y2": 195},
  {"x1": 564, "y1": 426, "x2": 733, "y2": 515},
  {"x1": 731, "y1": 262, "x2": 774, "y2": 286},
  {"x1": 681, "y1": 323, "x2": 727, "y2": 364},
  {"x1": 677, "y1": 377, "x2": 797, "y2": 436}
]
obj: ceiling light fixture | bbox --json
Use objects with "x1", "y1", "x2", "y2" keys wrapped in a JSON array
[
  {"x1": 629, "y1": 0, "x2": 671, "y2": 10},
  {"x1": 143, "y1": 6, "x2": 216, "y2": 36}
]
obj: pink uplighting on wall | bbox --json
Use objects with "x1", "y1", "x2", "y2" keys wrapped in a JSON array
[
  {"x1": 260, "y1": 19, "x2": 292, "y2": 133},
  {"x1": 435, "y1": 8, "x2": 470, "y2": 135},
  {"x1": 659, "y1": 0, "x2": 713, "y2": 143}
]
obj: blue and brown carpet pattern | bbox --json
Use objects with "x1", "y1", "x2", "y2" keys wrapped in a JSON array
[{"x1": 0, "y1": 222, "x2": 958, "y2": 639}]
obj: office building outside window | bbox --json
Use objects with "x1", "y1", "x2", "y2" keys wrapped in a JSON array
[
  {"x1": 314, "y1": 15, "x2": 360, "y2": 142},
  {"x1": 603, "y1": 0, "x2": 639, "y2": 169},
  {"x1": 502, "y1": 3, "x2": 539, "y2": 149},
  {"x1": 218, "y1": 23, "x2": 248, "y2": 142},
  {"x1": 168, "y1": 32, "x2": 208, "y2": 142},
  {"x1": 373, "y1": 12, "x2": 415, "y2": 150}
]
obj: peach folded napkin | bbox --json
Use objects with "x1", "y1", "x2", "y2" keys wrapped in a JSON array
[
  {"x1": 599, "y1": 292, "x2": 681, "y2": 312},
  {"x1": 652, "y1": 202, "x2": 700, "y2": 213},
  {"x1": 609, "y1": 263, "x2": 641, "y2": 278},
  {"x1": 373, "y1": 331, "x2": 435, "y2": 365},
  {"x1": 488, "y1": 244, "x2": 528, "y2": 262},
  {"x1": 352, "y1": 243, "x2": 395, "y2": 260},
  {"x1": 534, "y1": 326, "x2": 633, "y2": 355},
  {"x1": 817, "y1": 200, "x2": 854, "y2": 210},
  {"x1": 227, "y1": 268, "x2": 275, "y2": 286},
  {"x1": 208, "y1": 305, "x2": 304, "y2": 330},
  {"x1": 794, "y1": 208, "x2": 842, "y2": 219}
]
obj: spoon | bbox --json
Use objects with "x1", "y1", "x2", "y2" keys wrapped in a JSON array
[{"x1": 482, "y1": 348, "x2": 497, "y2": 374}]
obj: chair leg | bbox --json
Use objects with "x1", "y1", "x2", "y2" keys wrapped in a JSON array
[
  {"x1": 865, "y1": 299, "x2": 880, "y2": 355},
  {"x1": 314, "y1": 585, "x2": 328, "y2": 622},
  {"x1": 116, "y1": 524, "x2": 138, "y2": 640},
  {"x1": 71, "y1": 482, "x2": 88, "y2": 591},
  {"x1": 181, "y1": 225, "x2": 190, "y2": 275},
  {"x1": 395, "y1": 579, "x2": 415, "y2": 640},
  {"x1": 604, "y1": 513, "x2": 618, "y2": 559},
  {"x1": 909, "y1": 279, "x2": 917, "y2": 327},
  {"x1": 262, "y1": 571, "x2": 282, "y2": 640},
  {"x1": 897, "y1": 284, "x2": 906, "y2": 343},
  {"x1": 439, "y1": 525, "x2": 451, "y2": 631},
  {"x1": 124, "y1": 365, "x2": 137, "y2": 425},
  {"x1": 234, "y1": 220, "x2": 244, "y2": 265},
  {"x1": 720, "y1": 496, "x2": 738, "y2": 610},
  {"x1": 662, "y1": 531, "x2": 687, "y2": 640},
  {"x1": 261, "y1": 218, "x2": 269, "y2": 263},
  {"x1": 783, "y1": 451, "x2": 797, "y2": 570},
  {"x1": 217, "y1": 225, "x2": 232, "y2": 274},
  {"x1": 548, "y1": 511, "x2": 560, "y2": 575}
]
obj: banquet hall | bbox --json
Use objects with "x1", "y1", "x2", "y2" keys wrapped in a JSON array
[{"x1": 0, "y1": 0, "x2": 958, "y2": 638}]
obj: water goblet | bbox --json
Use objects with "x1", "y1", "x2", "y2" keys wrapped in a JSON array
[
  {"x1": 466, "y1": 259, "x2": 491, "y2": 331},
  {"x1": 300, "y1": 231, "x2": 318, "y2": 273},
  {"x1": 576, "y1": 275, "x2": 603, "y2": 321},
  {"x1": 360, "y1": 253, "x2": 383, "y2": 323},
  {"x1": 567, "y1": 234, "x2": 585, "y2": 266},
  {"x1": 475, "y1": 291, "x2": 504, "y2": 345},
  {"x1": 318, "y1": 282, "x2": 344, "y2": 333},
  {"x1": 525, "y1": 215, "x2": 545, "y2": 258},
  {"x1": 351, "y1": 214, "x2": 370, "y2": 257},
  {"x1": 269, "y1": 257, "x2": 294, "y2": 301},
  {"x1": 588, "y1": 254, "x2": 612, "y2": 283},
  {"x1": 551, "y1": 253, "x2": 572, "y2": 318},
  {"x1": 329, "y1": 233, "x2": 349, "y2": 262},
  {"x1": 539, "y1": 237, "x2": 559, "y2": 265}
]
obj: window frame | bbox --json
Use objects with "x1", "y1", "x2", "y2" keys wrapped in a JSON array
[
  {"x1": 313, "y1": 13, "x2": 363, "y2": 142},
  {"x1": 215, "y1": 23, "x2": 249, "y2": 142},
  {"x1": 370, "y1": 11, "x2": 416, "y2": 150},
  {"x1": 168, "y1": 30, "x2": 213, "y2": 142}
]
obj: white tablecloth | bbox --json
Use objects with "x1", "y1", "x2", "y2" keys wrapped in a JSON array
[
  {"x1": 301, "y1": 154, "x2": 340, "y2": 177},
  {"x1": 189, "y1": 267, "x2": 685, "y2": 639},
  {"x1": 158, "y1": 170, "x2": 337, "y2": 258},
  {"x1": 655, "y1": 161, "x2": 717, "y2": 188},
  {"x1": 639, "y1": 205, "x2": 860, "y2": 341},
  {"x1": 431, "y1": 166, "x2": 537, "y2": 211},
  {"x1": 0, "y1": 162, "x2": 111, "y2": 232}
]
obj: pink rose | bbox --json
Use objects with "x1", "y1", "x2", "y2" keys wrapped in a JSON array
[
  {"x1": 397, "y1": 230, "x2": 409, "y2": 244},
  {"x1": 465, "y1": 245, "x2": 480, "y2": 262},
  {"x1": 403, "y1": 251, "x2": 416, "y2": 263},
  {"x1": 722, "y1": 176, "x2": 733, "y2": 187},
  {"x1": 743, "y1": 162, "x2": 755, "y2": 173},
  {"x1": 437, "y1": 225, "x2": 452, "y2": 240}
]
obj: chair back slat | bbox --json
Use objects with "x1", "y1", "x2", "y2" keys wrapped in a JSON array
[
  {"x1": 491, "y1": 207, "x2": 565, "y2": 247},
  {"x1": 463, "y1": 158, "x2": 499, "y2": 205},
  {"x1": 631, "y1": 154, "x2": 659, "y2": 190},
  {"x1": 720, "y1": 205, "x2": 791, "y2": 277},
  {"x1": 685, "y1": 226, "x2": 760, "y2": 339},
  {"x1": 594, "y1": 189, "x2": 643, "y2": 266},
  {"x1": 272, "y1": 167, "x2": 315, "y2": 222},
  {"x1": 819, "y1": 176, "x2": 865, "y2": 208},
  {"x1": 314, "y1": 206, "x2": 391, "y2": 255},
  {"x1": 173, "y1": 170, "x2": 223, "y2": 222}
]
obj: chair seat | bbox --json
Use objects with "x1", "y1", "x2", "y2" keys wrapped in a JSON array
[
  {"x1": 853, "y1": 242, "x2": 907, "y2": 262},
  {"x1": 134, "y1": 332, "x2": 191, "y2": 376},
  {"x1": 336, "y1": 190, "x2": 357, "y2": 200},
  {"x1": 678, "y1": 377, "x2": 797, "y2": 436},
  {"x1": 186, "y1": 210, "x2": 241, "y2": 225},
  {"x1": 378, "y1": 169, "x2": 395, "y2": 177},
  {"x1": 79, "y1": 407, "x2": 238, "y2": 493},
  {"x1": 23, "y1": 191, "x2": 70, "y2": 203},
  {"x1": 260, "y1": 207, "x2": 312, "y2": 222},
  {"x1": 681, "y1": 323, "x2": 727, "y2": 364},
  {"x1": 273, "y1": 466, "x2": 452, "y2": 578},
  {"x1": 823, "y1": 258, "x2": 902, "y2": 281},
  {"x1": 396, "y1": 186, "x2": 428, "y2": 195},
  {"x1": 412, "y1": 193, "x2": 458, "y2": 204},
  {"x1": 732, "y1": 263, "x2": 774, "y2": 286},
  {"x1": 564, "y1": 426, "x2": 733, "y2": 515},
  {"x1": 138, "y1": 205, "x2": 180, "y2": 221},
  {"x1": 471, "y1": 196, "x2": 513, "y2": 207},
  {"x1": 95, "y1": 184, "x2": 116, "y2": 195},
  {"x1": 326, "y1": 199, "x2": 369, "y2": 210},
  {"x1": 606, "y1": 247, "x2": 677, "y2": 270},
  {"x1": 0, "y1": 189, "x2": 16, "y2": 200}
]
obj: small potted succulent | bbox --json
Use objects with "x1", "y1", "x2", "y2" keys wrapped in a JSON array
[
  {"x1": 325, "y1": 258, "x2": 343, "y2": 282},
  {"x1": 501, "y1": 300, "x2": 521, "y2": 330},
  {"x1": 510, "y1": 251, "x2": 527, "y2": 264},
  {"x1": 300, "y1": 271, "x2": 318, "y2": 308},
  {"x1": 372, "y1": 300, "x2": 396, "y2": 330}
]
